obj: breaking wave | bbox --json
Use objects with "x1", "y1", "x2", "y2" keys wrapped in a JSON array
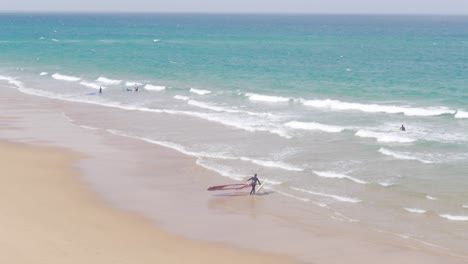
[
  {"x1": 455, "y1": 110, "x2": 468, "y2": 119},
  {"x1": 144, "y1": 84, "x2": 166, "y2": 91},
  {"x1": 404, "y1": 208, "x2": 427, "y2": 214},
  {"x1": 52, "y1": 73, "x2": 81, "y2": 82},
  {"x1": 300, "y1": 98, "x2": 455, "y2": 117},
  {"x1": 80, "y1": 81, "x2": 102, "y2": 89},
  {"x1": 355, "y1": 130, "x2": 416, "y2": 143},
  {"x1": 285, "y1": 121, "x2": 345, "y2": 133},
  {"x1": 174, "y1": 95, "x2": 190, "y2": 101},
  {"x1": 190, "y1": 88, "x2": 211, "y2": 95},
  {"x1": 125, "y1": 81, "x2": 143, "y2": 87},
  {"x1": 245, "y1": 93, "x2": 290, "y2": 103},
  {"x1": 439, "y1": 214, "x2": 468, "y2": 221},
  {"x1": 378, "y1": 148, "x2": 433, "y2": 164},
  {"x1": 96, "y1": 76, "x2": 122, "y2": 85}
]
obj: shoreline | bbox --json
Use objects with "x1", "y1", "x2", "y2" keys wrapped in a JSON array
[
  {"x1": 1, "y1": 82, "x2": 467, "y2": 263},
  {"x1": 0, "y1": 141, "x2": 298, "y2": 263}
]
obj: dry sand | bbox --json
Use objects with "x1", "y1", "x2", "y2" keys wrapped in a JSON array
[{"x1": 0, "y1": 141, "x2": 297, "y2": 264}]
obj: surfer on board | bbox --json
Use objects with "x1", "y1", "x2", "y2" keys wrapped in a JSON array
[{"x1": 247, "y1": 173, "x2": 261, "y2": 195}]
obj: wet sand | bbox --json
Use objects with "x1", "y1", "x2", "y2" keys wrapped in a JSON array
[
  {"x1": 1, "y1": 84, "x2": 467, "y2": 263},
  {"x1": 0, "y1": 140, "x2": 298, "y2": 264}
]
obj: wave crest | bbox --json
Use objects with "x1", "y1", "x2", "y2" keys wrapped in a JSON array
[
  {"x1": 455, "y1": 110, "x2": 468, "y2": 119},
  {"x1": 404, "y1": 208, "x2": 427, "y2": 214},
  {"x1": 80, "y1": 81, "x2": 102, "y2": 89},
  {"x1": 145, "y1": 84, "x2": 166, "y2": 91},
  {"x1": 96, "y1": 76, "x2": 122, "y2": 85},
  {"x1": 245, "y1": 93, "x2": 290, "y2": 103},
  {"x1": 439, "y1": 214, "x2": 468, "y2": 221},
  {"x1": 285, "y1": 121, "x2": 345, "y2": 133},
  {"x1": 52, "y1": 73, "x2": 81, "y2": 82},
  {"x1": 355, "y1": 130, "x2": 415, "y2": 143},
  {"x1": 378, "y1": 148, "x2": 433, "y2": 164},
  {"x1": 190, "y1": 88, "x2": 211, "y2": 95},
  {"x1": 300, "y1": 98, "x2": 455, "y2": 117}
]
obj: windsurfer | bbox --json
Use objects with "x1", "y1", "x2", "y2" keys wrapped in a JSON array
[{"x1": 247, "y1": 173, "x2": 261, "y2": 195}]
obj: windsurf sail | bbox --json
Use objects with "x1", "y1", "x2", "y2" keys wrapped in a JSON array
[{"x1": 207, "y1": 183, "x2": 251, "y2": 191}]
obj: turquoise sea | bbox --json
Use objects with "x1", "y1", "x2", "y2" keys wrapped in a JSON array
[{"x1": 1, "y1": 14, "x2": 468, "y2": 253}]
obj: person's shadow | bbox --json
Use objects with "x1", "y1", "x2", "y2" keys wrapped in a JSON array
[{"x1": 211, "y1": 190, "x2": 274, "y2": 197}]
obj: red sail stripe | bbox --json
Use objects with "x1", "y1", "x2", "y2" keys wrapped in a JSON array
[{"x1": 207, "y1": 183, "x2": 251, "y2": 191}]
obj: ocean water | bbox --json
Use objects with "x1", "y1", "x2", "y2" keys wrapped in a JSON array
[{"x1": 1, "y1": 14, "x2": 468, "y2": 253}]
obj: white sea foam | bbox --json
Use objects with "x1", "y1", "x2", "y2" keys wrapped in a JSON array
[
  {"x1": 239, "y1": 157, "x2": 303, "y2": 171},
  {"x1": 105, "y1": 102, "x2": 291, "y2": 138},
  {"x1": 313, "y1": 171, "x2": 368, "y2": 184},
  {"x1": 426, "y1": 195, "x2": 439, "y2": 201},
  {"x1": 285, "y1": 121, "x2": 345, "y2": 133},
  {"x1": 144, "y1": 84, "x2": 165, "y2": 91},
  {"x1": 187, "y1": 99, "x2": 274, "y2": 118},
  {"x1": 378, "y1": 148, "x2": 433, "y2": 164},
  {"x1": 291, "y1": 186, "x2": 361, "y2": 203},
  {"x1": 125, "y1": 81, "x2": 143, "y2": 87},
  {"x1": 455, "y1": 110, "x2": 468, "y2": 119},
  {"x1": 188, "y1": 100, "x2": 237, "y2": 113},
  {"x1": 180, "y1": 111, "x2": 291, "y2": 138},
  {"x1": 300, "y1": 98, "x2": 456, "y2": 117},
  {"x1": 96, "y1": 76, "x2": 122, "y2": 85},
  {"x1": 51, "y1": 38, "x2": 59, "y2": 42},
  {"x1": 153, "y1": 39, "x2": 160, "y2": 42},
  {"x1": 355, "y1": 130, "x2": 416, "y2": 143},
  {"x1": 190, "y1": 88, "x2": 211, "y2": 95},
  {"x1": 462, "y1": 205, "x2": 468, "y2": 209},
  {"x1": 39, "y1": 72, "x2": 48, "y2": 76},
  {"x1": 439, "y1": 214, "x2": 468, "y2": 221},
  {"x1": 10, "y1": 82, "x2": 289, "y2": 139},
  {"x1": 273, "y1": 189, "x2": 312, "y2": 203},
  {"x1": 375, "y1": 122, "x2": 468, "y2": 144},
  {"x1": 404, "y1": 208, "x2": 427, "y2": 214},
  {"x1": 78, "y1": 125, "x2": 99, "y2": 130},
  {"x1": 245, "y1": 93, "x2": 290, "y2": 103},
  {"x1": 0, "y1": 75, "x2": 24, "y2": 88},
  {"x1": 79, "y1": 81, "x2": 103, "y2": 89},
  {"x1": 174, "y1": 95, "x2": 190, "y2": 101},
  {"x1": 105, "y1": 129, "x2": 297, "y2": 173},
  {"x1": 52, "y1": 73, "x2": 81, "y2": 82},
  {"x1": 178, "y1": 99, "x2": 288, "y2": 136},
  {"x1": 378, "y1": 182, "x2": 395, "y2": 187}
]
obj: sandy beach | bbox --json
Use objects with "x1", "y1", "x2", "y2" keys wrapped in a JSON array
[
  {"x1": 0, "y1": 140, "x2": 298, "y2": 263},
  {"x1": 1, "y1": 82, "x2": 467, "y2": 264}
]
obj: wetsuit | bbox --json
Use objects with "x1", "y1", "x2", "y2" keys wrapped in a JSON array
[{"x1": 248, "y1": 175, "x2": 261, "y2": 195}]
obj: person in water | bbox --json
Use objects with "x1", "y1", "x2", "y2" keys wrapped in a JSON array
[
  {"x1": 400, "y1": 124, "x2": 406, "y2": 131},
  {"x1": 247, "y1": 173, "x2": 261, "y2": 195},
  {"x1": 134, "y1": 85, "x2": 139, "y2": 92},
  {"x1": 99, "y1": 86, "x2": 102, "y2": 94}
]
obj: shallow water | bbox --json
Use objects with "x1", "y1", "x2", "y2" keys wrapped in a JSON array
[{"x1": 1, "y1": 13, "x2": 467, "y2": 254}]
